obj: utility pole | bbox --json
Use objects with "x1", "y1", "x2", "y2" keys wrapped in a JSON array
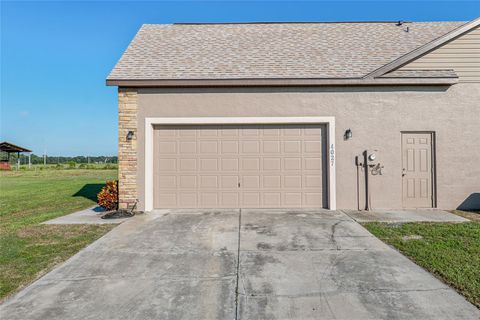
[
  {"x1": 28, "y1": 153, "x2": 31, "y2": 169},
  {"x1": 44, "y1": 148, "x2": 47, "y2": 166}
]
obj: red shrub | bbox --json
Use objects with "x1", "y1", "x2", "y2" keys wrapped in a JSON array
[{"x1": 97, "y1": 180, "x2": 118, "y2": 211}]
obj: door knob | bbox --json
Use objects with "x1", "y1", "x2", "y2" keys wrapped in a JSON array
[{"x1": 402, "y1": 168, "x2": 406, "y2": 177}]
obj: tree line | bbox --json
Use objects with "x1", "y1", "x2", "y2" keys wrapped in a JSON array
[{"x1": 4, "y1": 153, "x2": 118, "y2": 165}]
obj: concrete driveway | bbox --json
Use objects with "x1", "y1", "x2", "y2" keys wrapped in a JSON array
[{"x1": 1, "y1": 209, "x2": 478, "y2": 319}]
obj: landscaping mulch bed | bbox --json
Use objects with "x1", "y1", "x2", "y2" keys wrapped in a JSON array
[{"x1": 101, "y1": 209, "x2": 136, "y2": 219}]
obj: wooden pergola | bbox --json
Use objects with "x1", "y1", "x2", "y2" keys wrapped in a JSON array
[{"x1": 0, "y1": 141, "x2": 32, "y2": 170}]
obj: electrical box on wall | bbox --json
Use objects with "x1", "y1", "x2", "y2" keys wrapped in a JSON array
[
  {"x1": 355, "y1": 149, "x2": 382, "y2": 167},
  {"x1": 367, "y1": 149, "x2": 380, "y2": 165},
  {"x1": 367, "y1": 149, "x2": 383, "y2": 176}
]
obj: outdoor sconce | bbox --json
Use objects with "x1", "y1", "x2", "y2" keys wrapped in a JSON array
[
  {"x1": 344, "y1": 129, "x2": 353, "y2": 140},
  {"x1": 126, "y1": 131, "x2": 134, "y2": 141}
]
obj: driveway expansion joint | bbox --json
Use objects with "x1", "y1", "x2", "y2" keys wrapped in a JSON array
[
  {"x1": 236, "y1": 286, "x2": 451, "y2": 298},
  {"x1": 364, "y1": 287, "x2": 451, "y2": 293},
  {"x1": 234, "y1": 208, "x2": 242, "y2": 320}
]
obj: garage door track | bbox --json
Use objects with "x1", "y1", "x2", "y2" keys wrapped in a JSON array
[{"x1": 1, "y1": 209, "x2": 478, "y2": 319}]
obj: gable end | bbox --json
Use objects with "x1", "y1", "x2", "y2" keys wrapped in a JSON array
[{"x1": 398, "y1": 26, "x2": 480, "y2": 83}]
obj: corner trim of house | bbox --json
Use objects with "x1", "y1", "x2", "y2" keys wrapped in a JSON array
[{"x1": 144, "y1": 117, "x2": 336, "y2": 211}]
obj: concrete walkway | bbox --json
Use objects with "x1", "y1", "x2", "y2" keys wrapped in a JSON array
[
  {"x1": 344, "y1": 209, "x2": 468, "y2": 223},
  {"x1": 1, "y1": 209, "x2": 478, "y2": 319}
]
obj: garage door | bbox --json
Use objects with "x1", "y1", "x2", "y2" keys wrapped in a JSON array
[{"x1": 153, "y1": 124, "x2": 327, "y2": 208}]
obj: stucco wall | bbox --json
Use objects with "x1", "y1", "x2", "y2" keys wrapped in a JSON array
[{"x1": 134, "y1": 83, "x2": 480, "y2": 211}]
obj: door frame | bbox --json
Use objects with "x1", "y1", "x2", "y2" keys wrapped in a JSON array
[
  {"x1": 145, "y1": 117, "x2": 336, "y2": 211},
  {"x1": 401, "y1": 131, "x2": 437, "y2": 208}
]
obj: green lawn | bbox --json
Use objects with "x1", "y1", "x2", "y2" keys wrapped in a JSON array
[
  {"x1": 364, "y1": 220, "x2": 480, "y2": 308},
  {"x1": 0, "y1": 169, "x2": 117, "y2": 300}
]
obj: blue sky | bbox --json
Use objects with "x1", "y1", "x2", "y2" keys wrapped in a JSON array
[{"x1": 1, "y1": 1, "x2": 478, "y2": 156}]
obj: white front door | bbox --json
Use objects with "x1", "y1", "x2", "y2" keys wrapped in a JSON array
[{"x1": 402, "y1": 132, "x2": 434, "y2": 208}]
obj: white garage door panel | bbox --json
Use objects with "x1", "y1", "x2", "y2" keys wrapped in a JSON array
[{"x1": 153, "y1": 124, "x2": 327, "y2": 208}]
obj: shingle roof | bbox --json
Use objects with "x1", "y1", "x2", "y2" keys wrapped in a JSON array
[
  {"x1": 0, "y1": 142, "x2": 31, "y2": 153},
  {"x1": 107, "y1": 21, "x2": 466, "y2": 81}
]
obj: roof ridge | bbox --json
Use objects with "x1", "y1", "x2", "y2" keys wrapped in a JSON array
[
  {"x1": 173, "y1": 21, "x2": 412, "y2": 25},
  {"x1": 161, "y1": 20, "x2": 465, "y2": 25}
]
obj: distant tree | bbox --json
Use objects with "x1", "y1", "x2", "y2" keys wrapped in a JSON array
[{"x1": 9, "y1": 154, "x2": 118, "y2": 165}]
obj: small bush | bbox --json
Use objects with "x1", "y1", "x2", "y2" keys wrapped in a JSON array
[
  {"x1": 97, "y1": 180, "x2": 118, "y2": 211},
  {"x1": 78, "y1": 163, "x2": 86, "y2": 169},
  {"x1": 67, "y1": 161, "x2": 76, "y2": 169}
]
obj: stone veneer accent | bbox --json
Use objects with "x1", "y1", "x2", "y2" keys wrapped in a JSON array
[{"x1": 118, "y1": 88, "x2": 138, "y2": 209}]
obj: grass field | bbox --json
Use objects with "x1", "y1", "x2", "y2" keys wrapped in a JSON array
[
  {"x1": 364, "y1": 220, "x2": 480, "y2": 308},
  {"x1": 0, "y1": 169, "x2": 117, "y2": 300}
]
